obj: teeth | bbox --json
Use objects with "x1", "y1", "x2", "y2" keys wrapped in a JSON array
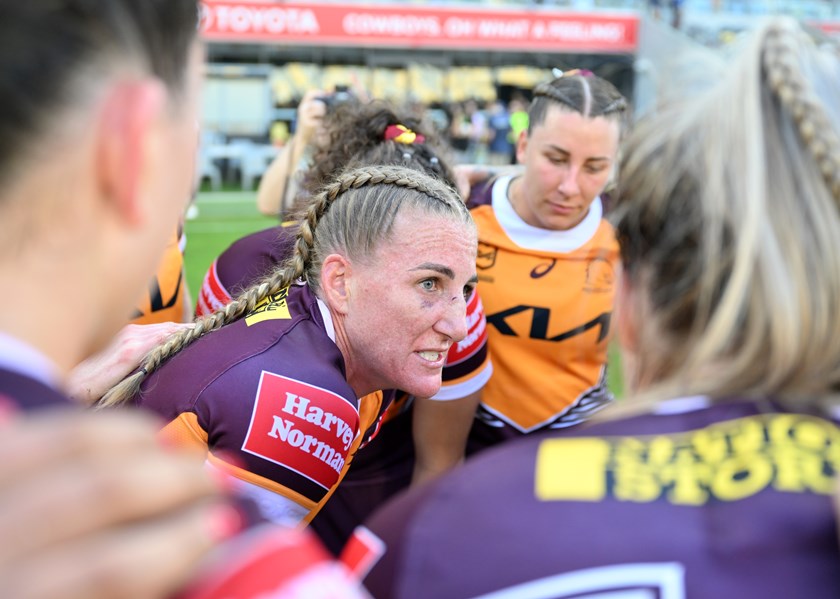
[{"x1": 418, "y1": 351, "x2": 441, "y2": 362}]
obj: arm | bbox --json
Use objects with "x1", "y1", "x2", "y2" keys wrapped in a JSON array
[
  {"x1": 410, "y1": 390, "x2": 482, "y2": 487},
  {"x1": 67, "y1": 322, "x2": 194, "y2": 406},
  {"x1": 256, "y1": 89, "x2": 326, "y2": 217}
]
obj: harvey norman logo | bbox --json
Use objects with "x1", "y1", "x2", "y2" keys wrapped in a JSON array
[{"x1": 243, "y1": 372, "x2": 359, "y2": 490}]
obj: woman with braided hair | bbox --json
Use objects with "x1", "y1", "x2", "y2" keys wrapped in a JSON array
[
  {"x1": 354, "y1": 18, "x2": 840, "y2": 598},
  {"x1": 101, "y1": 164, "x2": 478, "y2": 528},
  {"x1": 193, "y1": 101, "x2": 492, "y2": 553}
]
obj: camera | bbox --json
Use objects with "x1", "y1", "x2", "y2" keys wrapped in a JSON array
[{"x1": 316, "y1": 85, "x2": 356, "y2": 113}]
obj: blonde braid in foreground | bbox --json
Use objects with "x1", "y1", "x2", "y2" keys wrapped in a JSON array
[
  {"x1": 762, "y1": 23, "x2": 840, "y2": 204},
  {"x1": 98, "y1": 164, "x2": 469, "y2": 408}
]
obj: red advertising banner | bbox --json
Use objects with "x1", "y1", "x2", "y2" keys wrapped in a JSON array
[
  {"x1": 199, "y1": 1, "x2": 639, "y2": 53},
  {"x1": 813, "y1": 21, "x2": 840, "y2": 38}
]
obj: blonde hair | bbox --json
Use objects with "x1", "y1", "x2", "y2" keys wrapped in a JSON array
[
  {"x1": 611, "y1": 17, "x2": 840, "y2": 409},
  {"x1": 99, "y1": 165, "x2": 472, "y2": 408}
]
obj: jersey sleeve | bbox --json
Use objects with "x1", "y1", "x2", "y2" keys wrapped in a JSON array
[
  {"x1": 196, "y1": 258, "x2": 232, "y2": 317},
  {"x1": 431, "y1": 290, "x2": 492, "y2": 401}
]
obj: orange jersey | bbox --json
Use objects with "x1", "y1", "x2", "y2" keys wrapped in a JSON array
[
  {"x1": 468, "y1": 176, "x2": 617, "y2": 447},
  {"x1": 131, "y1": 229, "x2": 188, "y2": 325}
]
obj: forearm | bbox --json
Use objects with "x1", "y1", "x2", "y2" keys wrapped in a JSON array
[
  {"x1": 256, "y1": 139, "x2": 297, "y2": 217},
  {"x1": 410, "y1": 390, "x2": 482, "y2": 487}
]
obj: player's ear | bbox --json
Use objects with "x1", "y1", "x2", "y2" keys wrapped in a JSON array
[
  {"x1": 515, "y1": 128, "x2": 529, "y2": 164},
  {"x1": 95, "y1": 78, "x2": 167, "y2": 226},
  {"x1": 320, "y1": 254, "x2": 352, "y2": 315}
]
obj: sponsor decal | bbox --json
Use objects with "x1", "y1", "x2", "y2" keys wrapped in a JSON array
[
  {"x1": 535, "y1": 414, "x2": 840, "y2": 504},
  {"x1": 200, "y1": 1, "x2": 640, "y2": 52},
  {"x1": 243, "y1": 372, "x2": 359, "y2": 490},
  {"x1": 487, "y1": 306, "x2": 611, "y2": 343},
  {"x1": 245, "y1": 287, "x2": 291, "y2": 326},
  {"x1": 530, "y1": 258, "x2": 557, "y2": 279},
  {"x1": 476, "y1": 242, "x2": 498, "y2": 270}
]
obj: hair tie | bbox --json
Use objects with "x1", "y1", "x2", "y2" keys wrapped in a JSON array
[
  {"x1": 385, "y1": 124, "x2": 425, "y2": 144},
  {"x1": 552, "y1": 68, "x2": 594, "y2": 79}
]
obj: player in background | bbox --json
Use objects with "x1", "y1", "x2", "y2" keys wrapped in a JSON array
[{"x1": 445, "y1": 70, "x2": 627, "y2": 458}]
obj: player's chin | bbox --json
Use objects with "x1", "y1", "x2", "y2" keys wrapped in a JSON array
[{"x1": 399, "y1": 373, "x2": 443, "y2": 400}]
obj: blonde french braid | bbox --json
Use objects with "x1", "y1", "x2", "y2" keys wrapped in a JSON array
[{"x1": 762, "y1": 23, "x2": 840, "y2": 204}]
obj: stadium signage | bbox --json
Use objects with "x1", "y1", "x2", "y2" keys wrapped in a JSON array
[{"x1": 200, "y1": 1, "x2": 639, "y2": 53}]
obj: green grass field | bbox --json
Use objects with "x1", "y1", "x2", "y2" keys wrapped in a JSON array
[
  {"x1": 184, "y1": 190, "x2": 276, "y2": 304},
  {"x1": 184, "y1": 190, "x2": 625, "y2": 398}
]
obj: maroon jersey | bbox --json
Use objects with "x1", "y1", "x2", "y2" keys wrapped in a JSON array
[
  {"x1": 196, "y1": 224, "x2": 297, "y2": 317},
  {"x1": 138, "y1": 282, "x2": 364, "y2": 525},
  {"x1": 0, "y1": 368, "x2": 68, "y2": 412},
  {"x1": 353, "y1": 397, "x2": 840, "y2": 598}
]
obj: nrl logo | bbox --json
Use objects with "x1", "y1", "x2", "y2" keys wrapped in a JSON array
[{"x1": 584, "y1": 256, "x2": 615, "y2": 294}]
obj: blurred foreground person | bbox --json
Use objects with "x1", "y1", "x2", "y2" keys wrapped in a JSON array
[
  {"x1": 0, "y1": 1, "x2": 242, "y2": 597},
  {"x1": 355, "y1": 18, "x2": 840, "y2": 598},
  {"x1": 0, "y1": 3, "x2": 373, "y2": 597}
]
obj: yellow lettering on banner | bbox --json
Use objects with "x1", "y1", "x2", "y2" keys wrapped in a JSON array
[
  {"x1": 245, "y1": 288, "x2": 291, "y2": 326},
  {"x1": 535, "y1": 438, "x2": 610, "y2": 501}
]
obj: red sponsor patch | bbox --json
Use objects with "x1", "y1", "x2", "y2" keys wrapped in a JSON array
[
  {"x1": 445, "y1": 291, "x2": 488, "y2": 365},
  {"x1": 242, "y1": 372, "x2": 360, "y2": 490}
]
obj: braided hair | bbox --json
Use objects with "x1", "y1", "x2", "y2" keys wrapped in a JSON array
[
  {"x1": 99, "y1": 164, "x2": 472, "y2": 408},
  {"x1": 609, "y1": 17, "x2": 840, "y2": 406},
  {"x1": 529, "y1": 70, "x2": 628, "y2": 135},
  {"x1": 297, "y1": 101, "x2": 457, "y2": 213}
]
